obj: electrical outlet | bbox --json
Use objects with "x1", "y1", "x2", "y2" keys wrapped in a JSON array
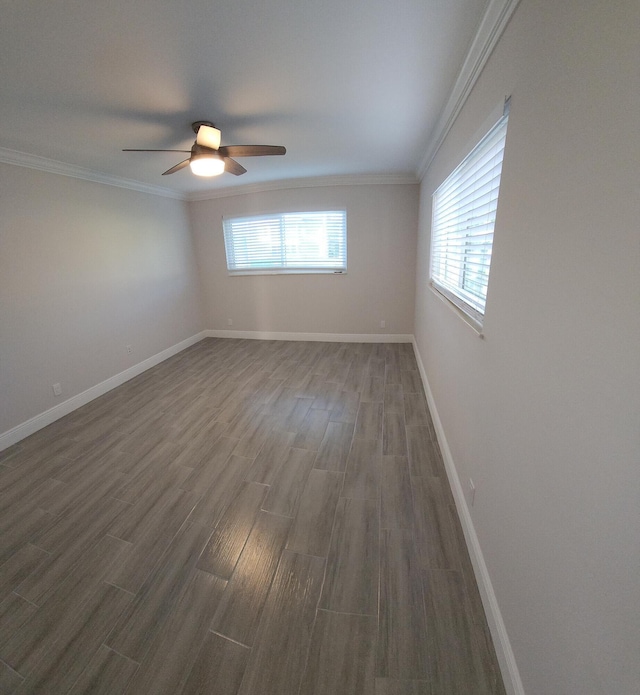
[
  {"x1": 126, "y1": 345, "x2": 133, "y2": 355},
  {"x1": 380, "y1": 320, "x2": 386, "y2": 329},
  {"x1": 52, "y1": 383, "x2": 62, "y2": 397},
  {"x1": 227, "y1": 318, "x2": 233, "y2": 326},
  {"x1": 468, "y1": 478, "x2": 476, "y2": 506}
]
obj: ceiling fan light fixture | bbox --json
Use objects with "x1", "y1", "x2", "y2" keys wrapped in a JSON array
[
  {"x1": 189, "y1": 154, "x2": 225, "y2": 177},
  {"x1": 124, "y1": 121, "x2": 284, "y2": 177}
]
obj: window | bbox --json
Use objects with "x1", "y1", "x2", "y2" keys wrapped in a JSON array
[
  {"x1": 223, "y1": 210, "x2": 347, "y2": 274},
  {"x1": 430, "y1": 107, "x2": 509, "y2": 326}
]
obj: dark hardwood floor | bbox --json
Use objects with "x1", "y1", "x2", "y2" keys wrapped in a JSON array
[{"x1": 0, "y1": 338, "x2": 506, "y2": 694}]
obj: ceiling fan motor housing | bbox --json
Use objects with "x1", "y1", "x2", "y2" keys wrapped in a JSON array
[{"x1": 192, "y1": 121, "x2": 217, "y2": 135}]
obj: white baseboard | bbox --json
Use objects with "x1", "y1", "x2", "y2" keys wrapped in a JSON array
[
  {"x1": 0, "y1": 331, "x2": 207, "y2": 452},
  {"x1": 0, "y1": 330, "x2": 410, "y2": 452},
  {"x1": 205, "y1": 329, "x2": 413, "y2": 343},
  {"x1": 2, "y1": 326, "x2": 523, "y2": 695},
  {"x1": 412, "y1": 338, "x2": 525, "y2": 695}
]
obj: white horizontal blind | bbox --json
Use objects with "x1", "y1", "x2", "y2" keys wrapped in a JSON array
[
  {"x1": 223, "y1": 211, "x2": 347, "y2": 273},
  {"x1": 430, "y1": 112, "x2": 509, "y2": 324}
]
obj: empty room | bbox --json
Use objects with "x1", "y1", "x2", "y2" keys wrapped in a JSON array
[{"x1": 0, "y1": 1, "x2": 637, "y2": 694}]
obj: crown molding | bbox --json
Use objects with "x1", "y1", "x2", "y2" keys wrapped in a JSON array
[
  {"x1": 417, "y1": 0, "x2": 521, "y2": 180},
  {"x1": 0, "y1": 145, "x2": 418, "y2": 202},
  {"x1": 0, "y1": 147, "x2": 185, "y2": 200},
  {"x1": 186, "y1": 173, "x2": 419, "y2": 201},
  {"x1": 0, "y1": 1, "x2": 520, "y2": 199}
]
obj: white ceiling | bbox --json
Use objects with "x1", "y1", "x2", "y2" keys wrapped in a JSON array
[{"x1": 0, "y1": 0, "x2": 492, "y2": 196}]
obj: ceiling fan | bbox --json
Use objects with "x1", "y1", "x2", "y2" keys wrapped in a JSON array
[{"x1": 123, "y1": 121, "x2": 286, "y2": 177}]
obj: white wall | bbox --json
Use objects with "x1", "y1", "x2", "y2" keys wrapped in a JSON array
[
  {"x1": 0, "y1": 164, "x2": 203, "y2": 437},
  {"x1": 414, "y1": 1, "x2": 640, "y2": 694},
  {"x1": 189, "y1": 183, "x2": 418, "y2": 336}
]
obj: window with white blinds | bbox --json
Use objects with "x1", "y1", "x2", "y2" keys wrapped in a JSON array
[
  {"x1": 430, "y1": 110, "x2": 509, "y2": 325},
  {"x1": 223, "y1": 210, "x2": 347, "y2": 274}
]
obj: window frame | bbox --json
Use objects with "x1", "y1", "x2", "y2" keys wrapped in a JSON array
[
  {"x1": 222, "y1": 210, "x2": 347, "y2": 276},
  {"x1": 429, "y1": 104, "x2": 510, "y2": 329}
]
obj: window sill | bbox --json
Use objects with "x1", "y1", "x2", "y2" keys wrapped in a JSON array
[
  {"x1": 429, "y1": 282, "x2": 485, "y2": 338},
  {"x1": 228, "y1": 269, "x2": 347, "y2": 276}
]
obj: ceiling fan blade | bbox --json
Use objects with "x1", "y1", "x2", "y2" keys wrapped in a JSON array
[
  {"x1": 122, "y1": 149, "x2": 191, "y2": 152},
  {"x1": 196, "y1": 125, "x2": 221, "y2": 150},
  {"x1": 218, "y1": 145, "x2": 286, "y2": 158},
  {"x1": 223, "y1": 157, "x2": 247, "y2": 176},
  {"x1": 162, "y1": 159, "x2": 191, "y2": 176}
]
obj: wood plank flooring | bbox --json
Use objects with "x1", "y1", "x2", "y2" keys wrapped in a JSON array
[{"x1": 0, "y1": 338, "x2": 506, "y2": 694}]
